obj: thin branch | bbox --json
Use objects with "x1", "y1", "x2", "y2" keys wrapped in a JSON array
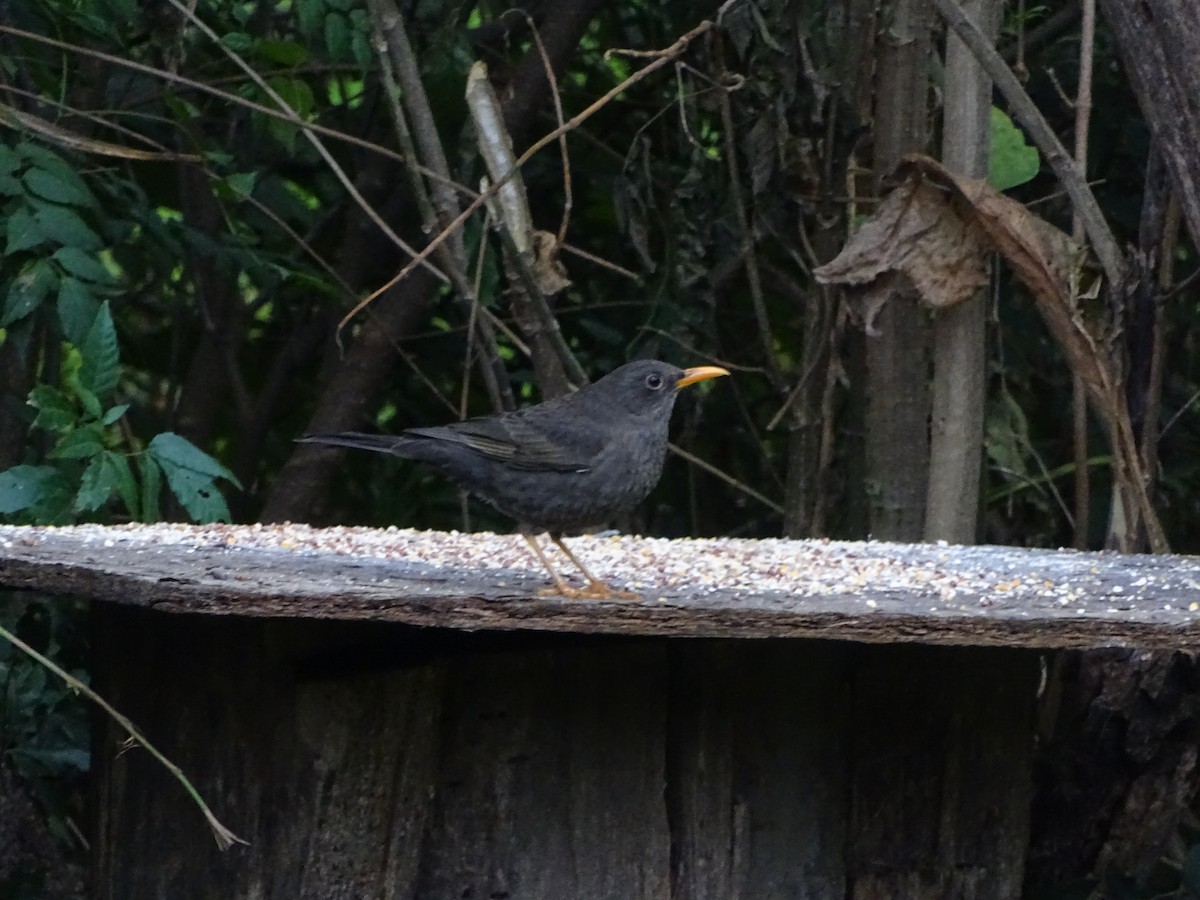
[
  {"x1": 462, "y1": 211, "x2": 492, "y2": 418},
  {"x1": 466, "y1": 61, "x2": 587, "y2": 388},
  {"x1": 0, "y1": 26, "x2": 480, "y2": 200},
  {"x1": 0, "y1": 98, "x2": 199, "y2": 161},
  {"x1": 668, "y1": 442, "x2": 785, "y2": 515},
  {"x1": 559, "y1": 241, "x2": 643, "y2": 283},
  {"x1": 492, "y1": 210, "x2": 589, "y2": 386},
  {"x1": 1160, "y1": 386, "x2": 1200, "y2": 440},
  {"x1": 513, "y1": 9, "x2": 574, "y2": 248},
  {"x1": 339, "y1": 0, "x2": 743, "y2": 333},
  {"x1": 1070, "y1": 0, "x2": 1095, "y2": 550},
  {"x1": 0, "y1": 622, "x2": 246, "y2": 850},
  {"x1": 162, "y1": 0, "x2": 446, "y2": 283},
  {"x1": 369, "y1": 0, "x2": 511, "y2": 412},
  {"x1": 716, "y1": 57, "x2": 785, "y2": 393},
  {"x1": 930, "y1": 0, "x2": 1124, "y2": 287}
]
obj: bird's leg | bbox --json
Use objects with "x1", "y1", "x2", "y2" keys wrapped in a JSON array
[
  {"x1": 549, "y1": 533, "x2": 638, "y2": 600},
  {"x1": 520, "y1": 533, "x2": 580, "y2": 597}
]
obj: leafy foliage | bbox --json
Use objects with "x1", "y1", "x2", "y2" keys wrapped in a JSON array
[
  {"x1": 0, "y1": 299, "x2": 239, "y2": 526},
  {"x1": 0, "y1": 596, "x2": 90, "y2": 883}
]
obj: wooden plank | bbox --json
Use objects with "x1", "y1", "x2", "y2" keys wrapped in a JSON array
[
  {"x1": 666, "y1": 642, "x2": 852, "y2": 899},
  {"x1": 90, "y1": 610, "x2": 1038, "y2": 897},
  {"x1": 414, "y1": 641, "x2": 671, "y2": 899},
  {"x1": 6, "y1": 524, "x2": 1200, "y2": 648},
  {"x1": 91, "y1": 609, "x2": 447, "y2": 900},
  {"x1": 845, "y1": 645, "x2": 1038, "y2": 899}
]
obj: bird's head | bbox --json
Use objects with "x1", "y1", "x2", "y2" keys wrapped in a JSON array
[{"x1": 591, "y1": 359, "x2": 730, "y2": 418}]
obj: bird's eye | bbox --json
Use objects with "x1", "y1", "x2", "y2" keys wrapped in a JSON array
[{"x1": 645, "y1": 373, "x2": 664, "y2": 390}]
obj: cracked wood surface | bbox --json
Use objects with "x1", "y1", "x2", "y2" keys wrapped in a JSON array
[{"x1": 2, "y1": 524, "x2": 1199, "y2": 649}]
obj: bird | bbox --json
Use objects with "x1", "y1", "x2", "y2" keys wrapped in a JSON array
[{"x1": 299, "y1": 359, "x2": 729, "y2": 599}]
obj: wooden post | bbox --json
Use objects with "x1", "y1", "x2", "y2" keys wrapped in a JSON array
[{"x1": 92, "y1": 606, "x2": 1038, "y2": 899}]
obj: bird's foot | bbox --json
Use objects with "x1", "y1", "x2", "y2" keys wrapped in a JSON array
[{"x1": 538, "y1": 580, "x2": 639, "y2": 600}]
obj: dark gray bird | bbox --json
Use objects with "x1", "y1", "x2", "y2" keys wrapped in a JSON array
[{"x1": 299, "y1": 359, "x2": 729, "y2": 598}]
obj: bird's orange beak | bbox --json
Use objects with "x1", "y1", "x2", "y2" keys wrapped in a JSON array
[{"x1": 675, "y1": 365, "x2": 730, "y2": 389}]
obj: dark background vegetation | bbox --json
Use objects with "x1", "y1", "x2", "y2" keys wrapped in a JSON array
[{"x1": 2, "y1": 0, "x2": 1200, "y2": 896}]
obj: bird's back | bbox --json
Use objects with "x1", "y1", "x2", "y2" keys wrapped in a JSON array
[{"x1": 393, "y1": 395, "x2": 670, "y2": 531}]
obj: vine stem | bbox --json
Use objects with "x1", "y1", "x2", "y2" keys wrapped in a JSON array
[{"x1": 0, "y1": 620, "x2": 247, "y2": 850}]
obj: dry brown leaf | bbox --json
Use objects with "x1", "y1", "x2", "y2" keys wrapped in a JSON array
[
  {"x1": 532, "y1": 230, "x2": 572, "y2": 295},
  {"x1": 815, "y1": 152, "x2": 1164, "y2": 552},
  {"x1": 813, "y1": 176, "x2": 989, "y2": 323}
]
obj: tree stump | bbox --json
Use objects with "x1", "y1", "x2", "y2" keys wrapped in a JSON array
[{"x1": 3, "y1": 524, "x2": 1199, "y2": 897}]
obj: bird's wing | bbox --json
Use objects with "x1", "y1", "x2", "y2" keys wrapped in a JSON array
[{"x1": 408, "y1": 410, "x2": 602, "y2": 473}]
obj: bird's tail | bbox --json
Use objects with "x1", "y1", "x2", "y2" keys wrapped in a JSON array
[{"x1": 297, "y1": 432, "x2": 409, "y2": 455}]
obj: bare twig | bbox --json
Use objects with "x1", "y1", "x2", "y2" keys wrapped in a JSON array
[
  {"x1": 1070, "y1": 0, "x2": 1095, "y2": 549},
  {"x1": 1141, "y1": 198, "x2": 1177, "y2": 468},
  {"x1": 0, "y1": 98, "x2": 200, "y2": 161},
  {"x1": 931, "y1": 0, "x2": 1124, "y2": 287},
  {"x1": 370, "y1": 0, "x2": 511, "y2": 411},
  {"x1": 462, "y1": 211, "x2": 493, "y2": 417},
  {"x1": 466, "y1": 62, "x2": 587, "y2": 389},
  {"x1": 513, "y1": 9, "x2": 574, "y2": 248},
  {"x1": 339, "y1": 0, "x2": 743, "y2": 333},
  {"x1": 466, "y1": 63, "x2": 535, "y2": 253},
  {"x1": 667, "y1": 442, "x2": 785, "y2": 515},
  {"x1": 0, "y1": 26, "x2": 479, "y2": 199},
  {"x1": 163, "y1": 0, "x2": 447, "y2": 283},
  {"x1": 0, "y1": 622, "x2": 246, "y2": 850},
  {"x1": 559, "y1": 241, "x2": 643, "y2": 283},
  {"x1": 716, "y1": 49, "x2": 785, "y2": 393},
  {"x1": 1161, "y1": 261, "x2": 1200, "y2": 300}
]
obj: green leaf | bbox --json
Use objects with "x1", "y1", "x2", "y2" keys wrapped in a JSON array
[
  {"x1": 107, "y1": 451, "x2": 138, "y2": 516},
  {"x1": 214, "y1": 171, "x2": 258, "y2": 204},
  {"x1": 23, "y1": 167, "x2": 94, "y2": 207},
  {"x1": 17, "y1": 142, "x2": 77, "y2": 175},
  {"x1": 147, "y1": 432, "x2": 240, "y2": 523},
  {"x1": 2, "y1": 259, "x2": 57, "y2": 326},
  {"x1": 0, "y1": 465, "x2": 61, "y2": 514},
  {"x1": 270, "y1": 76, "x2": 315, "y2": 119},
  {"x1": 296, "y1": 0, "x2": 325, "y2": 37},
  {"x1": 161, "y1": 462, "x2": 231, "y2": 522},
  {"x1": 57, "y1": 277, "x2": 100, "y2": 346},
  {"x1": 147, "y1": 432, "x2": 240, "y2": 485},
  {"x1": 50, "y1": 424, "x2": 105, "y2": 460},
  {"x1": 74, "y1": 452, "x2": 121, "y2": 512},
  {"x1": 256, "y1": 39, "x2": 308, "y2": 67},
  {"x1": 221, "y1": 31, "x2": 254, "y2": 54},
  {"x1": 137, "y1": 453, "x2": 161, "y2": 522},
  {"x1": 261, "y1": 72, "x2": 314, "y2": 152},
  {"x1": 101, "y1": 404, "x2": 129, "y2": 425},
  {"x1": 0, "y1": 144, "x2": 21, "y2": 175},
  {"x1": 12, "y1": 745, "x2": 90, "y2": 772},
  {"x1": 350, "y1": 27, "x2": 372, "y2": 69},
  {"x1": 29, "y1": 385, "x2": 77, "y2": 432},
  {"x1": 76, "y1": 385, "x2": 102, "y2": 420},
  {"x1": 33, "y1": 202, "x2": 102, "y2": 251},
  {"x1": 0, "y1": 174, "x2": 23, "y2": 196},
  {"x1": 989, "y1": 107, "x2": 1040, "y2": 191},
  {"x1": 53, "y1": 246, "x2": 113, "y2": 283},
  {"x1": 79, "y1": 301, "x2": 119, "y2": 401},
  {"x1": 0, "y1": 461, "x2": 74, "y2": 523},
  {"x1": 324, "y1": 12, "x2": 349, "y2": 60},
  {"x1": 5, "y1": 206, "x2": 46, "y2": 253}
]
